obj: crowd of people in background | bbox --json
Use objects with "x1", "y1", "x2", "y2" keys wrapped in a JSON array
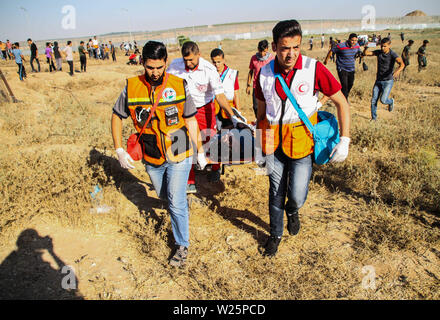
[
  {"x1": 0, "y1": 36, "x2": 142, "y2": 80},
  {"x1": 0, "y1": 33, "x2": 431, "y2": 87}
]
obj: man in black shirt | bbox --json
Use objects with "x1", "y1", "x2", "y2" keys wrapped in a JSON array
[
  {"x1": 417, "y1": 40, "x2": 429, "y2": 72},
  {"x1": 109, "y1": 41, "x2": 116, "y2": 62},
  {"x1": 363, "y1": 37, "x2": 405, "y2": 121},
  {"x1": 27, "y1": 39, "x2": 40, "y2": 73},
  {"x1": 401, "y1": 39, "x2": 414, "y2": 77},
  {"x1": 53, "y1": 41, "x2": 62, "y2": 71}
]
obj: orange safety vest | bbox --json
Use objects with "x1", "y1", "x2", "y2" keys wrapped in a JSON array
[
  {"x1": 127, "y1": 73, "x2": 193, "y2": 165},
  {"x1": 258, "y1": 56, "x2": 319, "y2": 159}
]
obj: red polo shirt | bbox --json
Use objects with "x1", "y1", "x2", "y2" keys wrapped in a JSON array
[{"x1": 255, "y1": 54, "x2": 341, "y2": 101}]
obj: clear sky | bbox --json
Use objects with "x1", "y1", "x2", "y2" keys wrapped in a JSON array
[{"x1": 2, "y1": 0, "x2": 440, "y2": 41}]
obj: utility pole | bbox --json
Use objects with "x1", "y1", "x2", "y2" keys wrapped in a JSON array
[
  {"x1": 20, "y1": 6, "x2": 31, "y2": 38},
  {"x1": 121, "y1": 8, "x2": 134, "y2": 45}
]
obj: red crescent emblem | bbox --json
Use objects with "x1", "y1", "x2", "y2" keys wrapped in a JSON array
[{"x1": 298, "y1": 84, "x2": 306, "y2": 93}]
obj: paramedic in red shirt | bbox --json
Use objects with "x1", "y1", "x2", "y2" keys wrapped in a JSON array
[
  {"x1": 255, "y1": 19, "x2": 351, "y2": 256},
  {"x1": 168, "y1": 42, "x2": 246, "y2": 193}
]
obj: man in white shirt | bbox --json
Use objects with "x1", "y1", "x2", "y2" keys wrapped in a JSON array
[
  {"x1": 92, "y1": 36, "x2": 99, "y2": 59},
  {"x1": 167, "y1": 41, "x2": 244, "y2": 193},
  {"x1": 62, "y1": 41, "x2": 74, "y2": 76}
]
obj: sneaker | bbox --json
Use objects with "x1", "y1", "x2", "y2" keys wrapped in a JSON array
[
  {"x1": 287, "y1": 212, "x2": 301, "y2": 236},
  {"x1": 186, "y1": 184, "x2": 197, "y2": 194},
  {"x1": 207, "y1": 170, "x2": 221, "y2": 183},
  {"x1": 169, "y1": 246, "x2": 188, "y2": 267},
  {"x1": 388, "y1": 98, "x2": 394, "y2": 112},
  {"x1": 263, "y1": 235, "x2": 281, "y2": 257}
]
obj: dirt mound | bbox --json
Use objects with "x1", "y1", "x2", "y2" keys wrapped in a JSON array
[{"x1": 405, "y1": 10, "x2": 427, "y2": 17}]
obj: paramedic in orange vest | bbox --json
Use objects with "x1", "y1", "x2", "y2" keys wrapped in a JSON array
[
  {"x1": 210, "y1": 48, "x2": 240, "y2": 129},
  {"x1": 167, "y1": 41, "x2": 246, "y2": 192},
  {"x1": 256, "y1": 20, "x2": 351, "y2": 256},
  {"x1": 111, "y1": 41, "x2": 207, "y2": 268}
]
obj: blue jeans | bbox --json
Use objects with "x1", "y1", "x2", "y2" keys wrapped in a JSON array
[
  {"x1": 267, "y1": 151, "x2": 313, "y2": 237},
  {"x1": 371, "y1": 80, "x2": 394, "y2": 120},
  {"x1": 144, "y1": 156, "x2": 192, "y2": 247}
]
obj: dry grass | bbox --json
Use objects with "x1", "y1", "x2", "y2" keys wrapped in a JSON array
[{"x1": 0, "y1": 29, "x2": 439, "y2": 300}]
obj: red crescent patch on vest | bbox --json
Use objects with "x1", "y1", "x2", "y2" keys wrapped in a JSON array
[{"x1": 295, "y1": 81, "x2": 310, "y2": 96}]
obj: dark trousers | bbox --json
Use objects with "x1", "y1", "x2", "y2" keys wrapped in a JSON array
[
  {"x1": 337, "y1": 69, "x2": 355, "y2": 101},
  {"x1": 112, "y1": 52, "x2": 116, "y2": 62},
  {"x1": 80, "y1": 55, "x2": 86, "y2": 72},
  {"x1": 67, "y1": 60, "x2": 73, "y2": 75},
  {"x1": 16, "y1": 63, "x2": 27, "y2": 80},
  {"x1": 30, "y1": 56, "x2": 41, "y2": 72},
  {"x1": 46, "y1": 57, "x2": 55, "y2": 72},
  {"x1": 1, "y1": 51, "x2": 6, "y2": 60}
]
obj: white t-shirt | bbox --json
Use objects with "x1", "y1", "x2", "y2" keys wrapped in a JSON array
[
  {"x1": 92, "y1": 39, "x2": 99, "y2": 47},
  {"x1": 63, "y1": 46, "x2": 73, "y2": 61},
  {"x1": 167, "y1": 57, "x2": 224, "y2": 109}
]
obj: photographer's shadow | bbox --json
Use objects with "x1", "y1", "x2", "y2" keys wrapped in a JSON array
[{"x1": 0, "y1": 229, "x2": 83, "y2": 300}]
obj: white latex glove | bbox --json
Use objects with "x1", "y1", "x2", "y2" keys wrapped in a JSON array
[
  {"x1": 329, "y1": 137, "x2": 351, "y2": 163},
  {"x1": 254, "y1": 146, "x2": 266, "y2": 168},
  {"x1": 197, "y1": 152, "x2": 209, "y2": 170},
  {"x1": 231, "y1": 115, "x2": 247, "y2": 129},
  {"x1": 116, "y1": 148, "x2": 135, "y2": 169}
]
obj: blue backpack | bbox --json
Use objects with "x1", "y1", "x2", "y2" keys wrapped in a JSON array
[{"x1": 271, "y1": 62, "x2": 340, "y2": 165}]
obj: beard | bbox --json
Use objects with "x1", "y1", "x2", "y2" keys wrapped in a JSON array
[{"x1": 145, "y1": 73, "x2": 164, "y2": 86}]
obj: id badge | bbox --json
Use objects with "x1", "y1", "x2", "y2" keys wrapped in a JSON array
[{"x1": 165, "y1": 106, "x2": 179, "y2": 126}]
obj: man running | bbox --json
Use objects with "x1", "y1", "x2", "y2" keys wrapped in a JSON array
[
  {"x1": 167, "y1": 41, "x2": 246, "y2": 192},
  {"x1": 256, "y1": 19, "x2": 351, "y2": 256},
  {"x1": 401, "y1": 39, "x2": 414, "y2": 77},
  {"x1": 210, "y1": 48, "x2": 240, "y2": 130},
  {"x1": 324, "y1": 33, "x2": 361, "y2": 101},
  {"x1": 111, "y1": 41, "x2": 205, "y2": 267},
  {"x1": 417, "y1": 40, "x2": 429, "y2": 72},
  {"x1": 363, "y1": 37, "x2": 405, "y2": 121},
  {"x1": 246, "y1": 40, "x2": 274, "y2": 118}
]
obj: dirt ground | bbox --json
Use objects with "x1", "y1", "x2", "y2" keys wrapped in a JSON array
[{"x1": 0, "y1": 28, "x2": 439, "y2": 300}]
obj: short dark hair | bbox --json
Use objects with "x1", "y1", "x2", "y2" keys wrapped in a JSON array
[
  {"x1": 210, "y1": 48, "x2": 224, "y2": 59},
  {"x1": 46, "y1": 42, "x2": 50, "y2": 46},
  {"x1": 14, "y1": 42, "x2": 19, "y2": 47},
  {"x1": 381, "y1": 37, "x2": 391, "y2": 45},
  {"x1": 423, "y1": 40, "x2": 429, "y2": 44},
  {"x1": 54, "y1": 41, "x2": 58, "y2": 46},
  {"x1": 272, "y1": 20, "x2": 302, "y2": 44},
  {"x1": 349, "y1": 33, "x2": 358, "y2": 40},
  {"x1": 67, "y1": 41, "x2": 72, "y2": 45},
  {"x1": 181, "y1": 41, "x2": 199, "y2": 57},
  {"x1": 27, "y1": 38, "x2": 32, "y2": 42},
  {"x1": 142, "y1": 41, "x2": 167, "y2": 62},
  {"x1": 258, "y1": 40, "x2": 269, "y2": 52},
  {"x1": 408, "y1": 40, "x2": 414, "y2": 44},
  {"x1": 80, "y1": 41, "x2": 84, "y2": 44}
]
